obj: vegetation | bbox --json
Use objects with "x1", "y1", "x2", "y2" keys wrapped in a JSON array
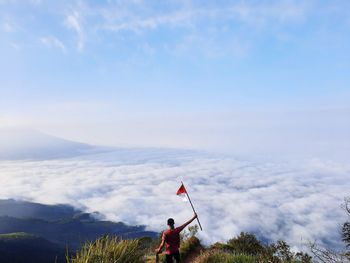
[
  {"x1": 309, "y1": 197, "x2": 350, "y2": 263},
  {"x1": 66, "y1": 236, "x2": 144, "y2": 263},
  {"x1": 180, "y1": 236, "x2": 201, "y2": 259},
  {"x1": 343, "y1": 197, "x2": 350, "y2": 260},
  {"x1": 0, "y1": 232, "x2": 35, "y2": 240},
  {"x1": 3, "y1": 197, "x2": 350, "y2": 262},
  {"x1": 0, "y1": 232, "x2": 66, "y2": 263},
  {"x1": 194, "y1": 250, "x2": 256, "y2": 263},
  {"x1": 66, "y1": 223, "x2": 313, "y2": 262},
  {"x1": 227, "y1": 232, "x2": 264, "y2": 255},
  {"x1": 0, "y1": 200, "x2": 156, "y2": 250},
  {"x1": 208, "y1": 232, "x2": 311, "y2": 263}
]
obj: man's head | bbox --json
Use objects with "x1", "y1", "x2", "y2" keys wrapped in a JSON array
[{"x1": 167, "y1": 218, "x2": 175, "y2": 228}]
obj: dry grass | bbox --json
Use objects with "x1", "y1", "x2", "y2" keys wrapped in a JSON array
[
  {"x1": 66, "y1": 236, "x2": 145, "y2": 263},
  {"x1": 194, "y1": 250, "x2": 256, "y2": 263}
]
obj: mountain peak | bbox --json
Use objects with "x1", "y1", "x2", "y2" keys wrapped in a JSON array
[{"x1": 0, "y1": 128, "x2": 94, "y2": 160}]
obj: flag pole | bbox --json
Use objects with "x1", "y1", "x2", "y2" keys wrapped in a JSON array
[{"x1": 181, "y1": 181, "x2": 203, "y2": 231}]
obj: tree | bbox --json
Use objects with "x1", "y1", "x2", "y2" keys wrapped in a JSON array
[
  {"x1": 227, "y1": 232, "x2": 264, "y2": 255},
  {"x1": 342, "y1": 197, "x2": 350, "y2": 259},
  {"x1": 273, "y1": 241, "x2": 294, "y2": 262},
  {"x1": 309, "y1": 197, "x2": 350, "y2": 263}
]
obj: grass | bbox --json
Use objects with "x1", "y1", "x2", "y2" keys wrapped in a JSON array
[
  {"x1": 67, "y1": 232, "x2": 312, "y2": 263},
  {"x1": 194, "y1": 250, "x2": 257, "y2": 263},
  {"x1": 0, "y1": 232, "x2": 36, "y2": 240},
  {"x1": 66, "y1": 236, "x2": 145, "y2": 263},
  {"x1": 180, "y1": 236, "x2": 201, "y2": 259}
]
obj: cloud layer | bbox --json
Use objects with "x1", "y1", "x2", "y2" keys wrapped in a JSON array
[{"x1": 0, "y1": 149, "x2": 348, "y2": 251}]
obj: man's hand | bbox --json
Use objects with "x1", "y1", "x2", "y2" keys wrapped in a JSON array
[
  {"x1": 193, "y1": 212, "x2": 198, "y2": 219},
  {"x1": 155, "y1": 248, "x2": 162, "y2": 254}
]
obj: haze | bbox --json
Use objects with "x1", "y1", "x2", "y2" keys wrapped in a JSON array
[{"x1": 0, "y1": 0, "x2": 350, "y2": 252}]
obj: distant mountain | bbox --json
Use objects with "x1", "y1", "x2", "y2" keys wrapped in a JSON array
[
  {"x1": 0, "y1": 200, "x2": 157, "y2": 250},
  {"x1": 0, "y1": 199, "x2": 157, "y2": 263},
  {"x1": 0, "y1": 127, "x2": 198, "y2": 162},
  {"x1": 0, "y1": 232, "x2": 66, "y2": 263},
  {"x1": 0, "y1": 199, "x2": 77, "y2": 221},
  {"x1": 0, "y1": 128, "x2": 100, "y2": 160}
]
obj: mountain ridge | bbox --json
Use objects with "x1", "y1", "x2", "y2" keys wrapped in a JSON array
[{"x1": 0, "y1": 128, "x2": 100, "y2": 160}]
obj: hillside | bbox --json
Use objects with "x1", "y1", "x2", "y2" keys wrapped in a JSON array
[
  {"x1": 0, "y1": 199, "x2": 157, "y2": 263},
  {"x1": 0, "y1": 199, "x2": 77, "y2": 221},
  {"x1": 0, "y1": 232, "x2": 66, "y2": 263},
  {"x1": 0, "y1": 128, "x2": 98, "y2": 160}
]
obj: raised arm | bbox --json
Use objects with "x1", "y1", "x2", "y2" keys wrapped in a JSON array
[{"x1": 178, "y1": 213, "x2": 197, "y2": 231}]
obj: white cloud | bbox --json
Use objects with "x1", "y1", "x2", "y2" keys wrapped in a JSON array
[
  {"x1": 101, "y1": 10, "x2": 195, "y2": 32},
  {"x1": 40, "y1": 36, "x2": 67, "y2": 53},
  {"x1": 56, "y1": 0, "x2": 310, "y2": 55},
  {"x1": 9, "y1": 42, "x2": 20, "y2": 50},
  {"x1": 1, "y1": 0, "x2": 345, "y2": 57},
  {"x1": 0, "y1": 149, "x2": 348, "y2": 251},
  {"x1": 64, "y1": 10, "x2": 84, "y2": 52},
  {"x1": 99, "y1": 1, "x2": 307, "y2": 32},
  {"x1": 2, "y1": 22, "x2": 15, "y2": 32}
]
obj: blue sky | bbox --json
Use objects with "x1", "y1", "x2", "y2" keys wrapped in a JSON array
[{"x1": 0, "y1": 0, "x2": 349, "y2": 156}]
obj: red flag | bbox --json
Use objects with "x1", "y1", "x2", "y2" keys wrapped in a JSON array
[
  {"x1": 176, "y1": 182, "x2": 203, "y2": 231},
  {"x1": 176, "y1": 184, "x2": 187, "y2": 195}
]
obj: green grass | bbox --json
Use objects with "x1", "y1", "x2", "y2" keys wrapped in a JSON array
[
  {"x1": 66, "y1": 236, "x2": 145, "y2": 263},
  {"x1": 0, "y1": 232, "x2": 36, "y2": 240},
  {"x1": 194, "y1": 250, "x2": 256, "y2": 263}
]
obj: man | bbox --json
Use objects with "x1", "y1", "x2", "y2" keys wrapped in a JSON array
[{"x1": 156, "y1": 213, "x2": 198, "y2": 263}]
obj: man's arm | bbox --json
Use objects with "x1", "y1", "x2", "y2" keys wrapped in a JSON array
[
  {"x1": 155, "y1": 233, "x2": 165, "y2": 254},
  {"x1": 178, "y1": 213, "x2": 197, "y2": 232}
]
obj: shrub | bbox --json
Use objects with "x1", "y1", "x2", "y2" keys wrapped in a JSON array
[
  {"x1": 180, "y1": 236, "x2": 201, "y2": 260},
  {"x1": 227, "y1": 232, "x2": 264, "y2": 255},
  {"x1": 194, "y1": 250, "x2": 256, "y2": 263},
  {"x1": 66, "y1": 236, "x2": 145, "y2": 263},
  {"x1": 342, "y1": 198, "x2": 350, "y2": 241},
  {"x1": 180, "y1": 224, "x2": 199, "y2": 242},
  {"x1": 273, "y1": 240, "x2": 294, "y2": 262},
  {"x1": 210, "y1": 242, "x2": 236, "y2": 252},
  {"x1": 209, "y1": 233, "x2": 312, "y2": 263}
]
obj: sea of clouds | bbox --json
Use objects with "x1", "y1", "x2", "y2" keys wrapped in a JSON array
[{"x1": 0, "y1": 148, "x2": 349, "y2": 251}]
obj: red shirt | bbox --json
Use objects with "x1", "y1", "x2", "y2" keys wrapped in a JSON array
[{"x1": 162, "y1": 224, "x2": 186, "y2": 254}]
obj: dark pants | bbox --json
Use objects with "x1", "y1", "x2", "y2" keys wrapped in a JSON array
[{"x1": 165, "y1": 251, "x2": 180, "y2": 263}]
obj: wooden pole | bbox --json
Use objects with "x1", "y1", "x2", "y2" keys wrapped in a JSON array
[{"x1": 181, "y1": 181, "x2": 203, "y2": 231}]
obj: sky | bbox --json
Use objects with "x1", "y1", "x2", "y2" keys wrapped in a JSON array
[
  {"x1": 1, "y1": 0, "x2": 350, "y2": 155},
  {"x1": 1, "y1": 1, "x2": 350, "y2": 251}
]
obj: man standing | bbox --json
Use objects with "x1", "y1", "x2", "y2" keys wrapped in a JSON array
[{"x1": 156, "y1": 213, "x2": 198, "y2": 263}]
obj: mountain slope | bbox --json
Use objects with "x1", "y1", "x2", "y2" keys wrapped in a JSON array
[
  {"x1": 0, "y1": 199, "x2": 77, "y2": 221},
  {"x1": 0, "y1": 128, "x2": 96, "y2": 160},
  {"x1": 0, "y1": 232, "x2": 66, "y2": 263},
  {"x1": 0, "y1": 199, "x2": 157, "y2": 250}
]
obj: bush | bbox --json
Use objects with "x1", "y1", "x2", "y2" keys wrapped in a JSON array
[
  {"x1": 194, "y1": 250, "x2": 256, "y2": 263},
  {"x1": 209, "y1": 233, "x2": 312, "y2": 263},
  {"x1": 227, "y1": 232, "x2": 264, "y2": 255},
  {"x1": 180, "y1": 224, "x2": 199, "y2": 242},
  {"x1": 66, "y1": 236, "x2": 145, "y2": 263},
  {"x1": 180, "y1": 236, "x2": 201, "y2": 260},
  {"x1": 210, "y1": 242, "x2": 236, "y2": 252}
]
